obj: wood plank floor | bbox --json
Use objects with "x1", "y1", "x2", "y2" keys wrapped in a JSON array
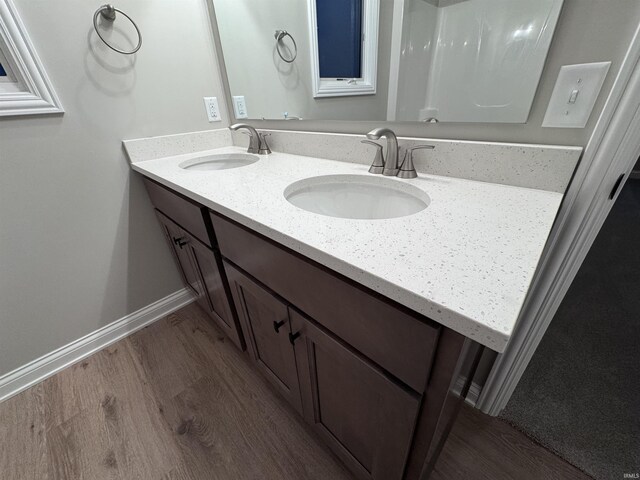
[{"x1": 0, "y1": 303, "x2": 590, "y2": 480}]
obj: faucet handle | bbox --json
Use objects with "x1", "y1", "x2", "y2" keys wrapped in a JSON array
[
  {"x1": 361, "y1": 140, "x2": 385, "y2": 174},
  {"x1": 361, "y1": 140, "x2": 383, "y2": 150},
  {"x1": 407, "y1": 144, "x2": 435, "y2": 152},
  {"x1": 398, "y1": 145, "x2": 435, "y2": 179},
  {"x1": 239, "y1": 130, "x2": 261, "y2": 154},
  {"x1": 258, "y1": 133, "x2": 272, "y2": 155},
  {"x1": 230, "y1": 123, "x2": 260, "y2": 154}
]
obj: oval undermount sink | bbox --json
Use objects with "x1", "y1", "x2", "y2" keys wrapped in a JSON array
[
  {"x1": 284, "y1": 174, "x2": 430, "y2": 220},
  {"x1": 179, "y1": 153, "x2": 258, "y2": 171}
]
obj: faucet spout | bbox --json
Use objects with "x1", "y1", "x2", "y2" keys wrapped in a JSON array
[
  {"x1": 230, "y1": 123, "x2": 260, "y2": 154},
  {"x1": 366, "y1": 128, "x2": 399, "y2": 176}
]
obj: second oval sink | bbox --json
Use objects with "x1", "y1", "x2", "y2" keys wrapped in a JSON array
[
  {"x1": 284, "y1": 175, "x2": 430, "y2": 220},
  {"x1": 179, "y1": 153, "x2": 258, "y2": 171}
]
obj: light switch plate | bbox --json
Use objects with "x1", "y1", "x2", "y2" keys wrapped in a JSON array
[
  {"x1": 232, "y1": 95, "x2": 248, "y2": 119},
  {"x1": 542, "y1": 62, "x2": 611, "y2": 128},
  {"x1": 203, "y1": 97, "x2": 221, "y2": 122}
]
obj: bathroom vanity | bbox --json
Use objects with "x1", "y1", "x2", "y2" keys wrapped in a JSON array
[
  {"x1": 143, "y1": 174, "x2": 466, "y2": 480},
  {"x1": 126, "y1": 130, "x2": 577, "y2": 480}
]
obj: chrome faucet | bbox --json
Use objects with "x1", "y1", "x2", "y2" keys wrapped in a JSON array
[
  {"x1": 365, "y1": 127, "x2": 435, "y2": 178},
  {"x1": 230, "y1": 123, "x2": 261, "y2": 154},
  {"x1": 366, "y1": 127, "x2": 400, "y2": 176}
]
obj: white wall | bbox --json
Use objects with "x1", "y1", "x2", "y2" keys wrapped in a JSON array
[
  {"x1": 0, "y1": 0, "x2": 227, "y2": 377},
  {"x1": 213, "y1": 0, "x2": 392, "y2": 121}
]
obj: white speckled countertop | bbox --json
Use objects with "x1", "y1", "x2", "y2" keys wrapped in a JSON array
[{"x1": 130, "y1": 146, "x2": 563, "y2": 352}]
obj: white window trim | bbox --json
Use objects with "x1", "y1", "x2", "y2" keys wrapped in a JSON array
[
  {"x1": 308, "y1": 0, "x2": 379, "y2": 98},
  {"x1": 0, "y1": 0, "x2": 63, "y2": 116}
]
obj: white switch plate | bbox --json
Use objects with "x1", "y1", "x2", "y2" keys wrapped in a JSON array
[
  {"x1": 232, "y1": 95, "x2": 248, "y2": 119},
  {"x1": 203, "y1": 97, "x2": 221, "y2": 122},
  {"x1": 542, "y1": 62, "x2": 611, "y2": 128}
]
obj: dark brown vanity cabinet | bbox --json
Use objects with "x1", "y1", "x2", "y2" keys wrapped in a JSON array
[
  {"x1": 211, "y1": 212, "x2": 456, "y2": 480},
  {"x1": 144, "y1": 178, "x2": 244, "y2": 350},
  {"x1": 290, "y1": 309, "x2": 422, "y2": 480},
  {"x1": 224, "y1": 259, "x2": 421, "y2": 480},
  {"x1": 224, "y1": 261, "x2": 303, "y2": 413},
  {"x1": 141, "y1": 176, "x2": 477, "y2": 480},
  {"x1": 155, "y1": 211, "x2": 203, "y2": 299},
  {"x1": 187, "y1": 235, "x2": 242, "y2": 347}
]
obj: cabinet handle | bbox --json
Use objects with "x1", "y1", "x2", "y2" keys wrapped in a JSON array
[
  {"x1": 289, "y1": 331, "x2": 301, "y2": 345},
  {"x1": 273, "y1": 319, "x2": 286, "y2": 333},
  {"x1": 173, "y1": 236, "x2": 189, "y2": 249}
]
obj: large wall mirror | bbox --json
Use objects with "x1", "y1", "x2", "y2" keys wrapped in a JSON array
[{"x1": 211, "y1": 0, "x2": 563, "y2": 123}]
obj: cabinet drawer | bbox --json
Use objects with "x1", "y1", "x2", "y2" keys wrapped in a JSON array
[
  {"x1": 143, "y1": 178, "x2": 210, "y2": 247},
  {"x1": 211, "y1": 212, "x2": 440, "y2": 392}
]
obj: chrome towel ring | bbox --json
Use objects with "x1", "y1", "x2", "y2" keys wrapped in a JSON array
[
  {"x1": 93, "y1": 4, "x2": 142, "y2": 55},
  {"x1": 274, "y1": 30, "x2": 297, "y2": 63}
]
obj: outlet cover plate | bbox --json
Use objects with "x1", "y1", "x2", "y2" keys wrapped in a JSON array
[
  {"x1": 203, "y1": 97, "x2": 221, "y2": 122},
  {"x1": 233, "y1": 96, "x2": 248, "y2": 119}
]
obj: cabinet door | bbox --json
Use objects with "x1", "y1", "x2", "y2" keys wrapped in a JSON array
[
  {"x1": 186, "y1": 239, "x2": 244, "y2": 350},
  {"x1": 225, "y1": 262, "x2": 302, "y2": 413},
  {"x1": 155, "y1": 212, "x2": 202, "y2": 298},
  {"x1": 290, "y1": 310, "x2": 421, "y2": 480}
]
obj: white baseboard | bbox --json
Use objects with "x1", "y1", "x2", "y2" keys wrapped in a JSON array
[
  {"x1": 453, "y1": 376, "x2": 483, "y2": 407},
  {"x1": 0, "y1": 288, "x2": 194, "y2": 404}
]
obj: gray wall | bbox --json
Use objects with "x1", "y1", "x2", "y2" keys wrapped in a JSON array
[
  {"x1": 231, "y1": 0, "x2": 640, "y2": 147},
  {"x1": 0, "y1": 0, "x2": 228, "y2": 377}
]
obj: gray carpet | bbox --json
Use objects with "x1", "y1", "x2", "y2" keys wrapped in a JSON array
[{"x1": 501, "y1": 178, "x2": 640, "y2": 480}]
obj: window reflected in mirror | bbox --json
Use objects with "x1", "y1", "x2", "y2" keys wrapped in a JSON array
[{"x1": 317, "y1": 0, "x2": 363, "y2": 79}]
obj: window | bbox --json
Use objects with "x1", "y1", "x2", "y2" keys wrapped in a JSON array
[
  {"x1": 0, "y1": 0, "x2": 63, "y2": 116},
  {"x1": 317, "y1": 0, "x2": 362, "y2": 79},
  {"x1": 308, "y1": 0, "x2": 379, "y2": 97}
]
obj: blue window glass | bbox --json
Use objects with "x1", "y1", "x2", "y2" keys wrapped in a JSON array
[
  {"x1": 317, "y1": 0, "x2": 362, "y2": 78},
  {"x1": 0, "y1": 63, "x2": 6, "y2": 77}
]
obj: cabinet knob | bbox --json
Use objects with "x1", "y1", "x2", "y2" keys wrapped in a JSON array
[
  {"x1": 173, "y1": 236, "x2": 189, "y2": 249},
  {"x1": 273, "y1": 319, "x2": 286, "y2": 333},
  {"x1": 289, "y1": 331, "x2": 301, "y2": 345}
]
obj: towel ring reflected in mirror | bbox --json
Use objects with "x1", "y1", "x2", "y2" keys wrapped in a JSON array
[
  {"x1": 274, "y1": 29, "x2": 297, "y2": 63},
  {"x1": 93, "y1": 4, "x2": 142, "y2": 55}
]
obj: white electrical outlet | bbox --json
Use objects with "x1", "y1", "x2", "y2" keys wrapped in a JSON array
[
  {"x1": 233, "y1": 96, "x2": 248, "y2": 119},
  {"x1": 203, "y1": 97, "x2": 221, "y2": 122},
  {"x1": 542, "y1": 62, "x2": 611, "y2": 128}
]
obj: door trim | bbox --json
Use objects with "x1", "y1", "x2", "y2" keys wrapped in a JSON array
[{"x1": 478, "y1": 22, "x2": 640, "y2": 415}]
